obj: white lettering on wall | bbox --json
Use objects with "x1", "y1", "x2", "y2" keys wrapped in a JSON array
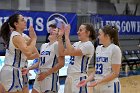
[{"x1": 35, "y1": 17, "x2": 44, "y2": 31}]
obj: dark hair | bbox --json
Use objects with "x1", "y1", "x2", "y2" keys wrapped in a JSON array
[
  {"x1": 0, "y1": 13, "x2": 20, "y2": 46},
  {"x1": 82, "y1": 23, "x2": 96, "y2": 41},
  {"x1": 101, "y1": 25, "x2": 120, "y2": 46},
  {"x1": 49, "y1": 24, "x2": 56, "y2": 28}
]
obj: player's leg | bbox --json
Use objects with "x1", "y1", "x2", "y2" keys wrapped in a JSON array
[
  {"x1": 64, "y1": 76, "x2": 72, "y2": 93},
  {"x1": 23, "y1": 86, "x2": 29, "y2": 93},
  {"x1": 32, "y1": 77, "x2": 40, "y2": 93},
  {"x1": 0, "y1": 83, "x2": 6, "y2": 93},
  {"x1": 22, "y1": 75, "x2": 29, "y2": 93},
  {"x1": 32, "y1": 88, "x2": 39, "y2": 93}
]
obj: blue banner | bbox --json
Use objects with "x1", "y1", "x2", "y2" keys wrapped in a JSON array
[
  {"x1": 0, "y1": 10, "x2": 77, "y2": 35},
  {"x1": 91, "y1": 14, "x2": 140, "y2": 35}
]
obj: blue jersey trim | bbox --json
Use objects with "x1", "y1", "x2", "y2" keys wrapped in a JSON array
[{"x1": 8, "y1": 69, "x2": 15, "y2": 92}]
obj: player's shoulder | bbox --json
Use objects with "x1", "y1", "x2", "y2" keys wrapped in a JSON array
[
  {"x1": 85, "y1": 41, "x2": 94, "y2": 50},
  {"x1": 81, "y1": 41, "x2": 93, "y2": 46},
  {"x1": 22, "y1": 33, "x2": 29, "y2": 38},
  {"x1": 110, "y1": 44, "x2": 120, "y2": 50},
  {"x1": 73, "y1": 41, "x2": 80, "y2": 45},
  {"x1": 110, "y1": 44, "x2": 121, "y2": 54},
  {"x1": 85, "y1": 41, "x2": 93, "y2": 45},
  {"x1": 11, "y1": 31, "x2": 21, "y2": 36},
  {"x1": 41, "y1": 43, "x2": 49, "y2": 47},
  {"x1": 22, "y1": 33, "x2": 27, "y2": 36}
]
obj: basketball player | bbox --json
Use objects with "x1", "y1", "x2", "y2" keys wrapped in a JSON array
[
  {"x1": 77, "y1": 25, "x2": 122, "y2": 93},
  {"x1": 22, "y1": 24, "x2": 64, "y2": 93},
  {"x1": 14, "y1": 27, "x2": 30, "y2": 93},
  {"x1": 0, "y1": 13, "x2": 39, "y2": 93},
  {"x1": 58, "y1": 23, "x2": 96, "y2": 93}
]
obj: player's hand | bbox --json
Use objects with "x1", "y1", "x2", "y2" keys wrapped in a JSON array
[
  {"x1": 21, "y1": 68, "x2": 29, "y2": 75},
  {"x1": 77, "y1": 79, "x2": 87, "y2": 87},
  {"x1": 87, "y1": 81, "x2": 98, "y2": 87},
  {"x1": 51, "y1": 28, "x2": 59, "y2": 36},
  {"x1": 64, "y1": 24, "x2": 71, "y2": 38},
  {"x1": 37, "y1": 72, "x2": 47, "y2": 81},
  {"x1": 29, "y1": 25, "x2": 37, "y2": 40},
  {"x1": 58, "y1": 24, "x2": 65, "y2": 37}
]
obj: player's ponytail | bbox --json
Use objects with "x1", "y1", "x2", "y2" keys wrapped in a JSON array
[
  {"x1": 0, "y1": 13, "x2": 20, "y2": 46},
  {"x1": 112, "y1": 26, "x2": 120, "y2": 46},
  {"x1": 0, "y1": 21, "x2": 11, "y2": 46}
]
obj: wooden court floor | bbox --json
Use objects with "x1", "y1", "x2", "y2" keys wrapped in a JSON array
[{"x1": 87, "y1": 68, "x2": 140, "y2": 93}]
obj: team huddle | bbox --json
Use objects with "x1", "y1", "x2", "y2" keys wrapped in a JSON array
[{"x1": 0, "y1": 13, "x2": 122, "y2": 93}]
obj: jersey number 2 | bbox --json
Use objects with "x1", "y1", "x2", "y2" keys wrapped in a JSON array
[{"x1": 69, "y1": 56, "x2": 75, "y2": 65}]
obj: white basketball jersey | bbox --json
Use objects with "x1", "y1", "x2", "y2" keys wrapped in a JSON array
[
  {"x1": 94, "y1": 44, "x2": 122, "y2": 80},
  {"x1": 39, "y1": 41, "x2": 58, "y2": 69},
  {"x1": 4, "y1": 31, "x2": 27, "y2": 68},
  {"x1": 67, "y1": 41, "x2": 94, "y2": 74}
]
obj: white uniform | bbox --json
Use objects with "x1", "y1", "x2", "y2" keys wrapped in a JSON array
[
  {"x1": 94, "y1": 44, "x2": 122, "y2": 93},
  {"x1": 33, "y1": 41, "x2": 59, "y2": 93},
  {"x1": 64, "y1": 41, "x2": 94, "y2": 93},
  {"x1": 0, "y1": 31, "x2": 27, "y2": 92}
]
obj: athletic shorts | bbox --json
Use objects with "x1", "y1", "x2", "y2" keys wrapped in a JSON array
[
  {"x1": 33, "y1": 69, "x2": 59, "y2": 93},
  {"x1": 64, "y1": 73, "x2": 88, "y2": 93},
  {"x1": 0, "y1": 65, "x2": 23, "y2": 92},
  {"x1": 93, "y1": 78, "x2": 121, "y2": 93}
]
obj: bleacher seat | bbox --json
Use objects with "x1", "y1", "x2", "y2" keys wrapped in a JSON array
[
  {"x1": 122, "y1": 50, "x2": 140, "y2": 70},
  {"x1": 134, "y1": 50, "x2": 140, "y2": 63}
]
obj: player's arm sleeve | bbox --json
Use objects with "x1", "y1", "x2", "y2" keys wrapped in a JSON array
[
  {"x1": 80, "y1": 43, "x2": 94, "y2": 56},
  {"x1": 112, "y1": 46, "x2": 122, "y2": 64}
]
